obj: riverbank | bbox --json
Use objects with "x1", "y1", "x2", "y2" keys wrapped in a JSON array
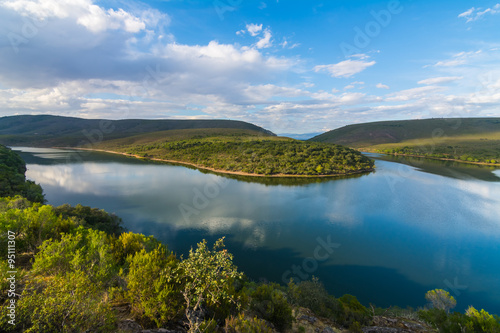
[
  {"x1": 361, "y1": 149, "x2": 500, "y2": 167},
  {"x1": 65, "y1": 147, "x2": 375, "y2": 178}
]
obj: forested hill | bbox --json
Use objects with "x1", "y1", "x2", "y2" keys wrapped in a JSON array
[
  {"x1": 309, "y1": 118, "x2": 500, "y2": 147},
  {"x1": 0, "y1": 115, "x2": 275, "y2": 147},
  {"x1": 309, "y1": 118, "x2": 500, "y2": 164}
]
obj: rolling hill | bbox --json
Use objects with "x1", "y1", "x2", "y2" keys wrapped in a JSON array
[
  {"x1": 0, "y1": 115, "x2": 275, "y2": 147},
  {"x1": 310, "y1": 118, "x2": 500, "y2": 164}
]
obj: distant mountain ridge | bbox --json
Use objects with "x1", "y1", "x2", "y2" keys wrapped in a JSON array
[
  {"x1": 0, "y1": 115, "x2": 275, "y2": 147},
  {"x1": 309, "y1": 118, "x2": 500, "y2": 147}
]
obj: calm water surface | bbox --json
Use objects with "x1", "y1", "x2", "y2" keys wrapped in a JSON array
[{"x1": 13, "y1": 147, "x2": 500, "y2": 313}]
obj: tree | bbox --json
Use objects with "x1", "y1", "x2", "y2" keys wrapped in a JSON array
[
  {"x1": 173, "y1": 237, "x2": 243, "y2": 333},
  {"x1": 425, "y1": 289, "x2": 456, "y2": 313}
]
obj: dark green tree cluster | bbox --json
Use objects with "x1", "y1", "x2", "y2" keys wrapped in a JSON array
[
  {"x1": 126, "y1": 138, "x2": 374, "y2": 176},
  {"x1": 382, "y1": 145, "x2": 499, "y2": 164},
  {"x1": 0, "y1": 145, "x2": 44, "y2": 203}
]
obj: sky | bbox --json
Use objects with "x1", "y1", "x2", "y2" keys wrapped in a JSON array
[{"x1": 0, "y1": 0, "x2": 499, "y2": 135}]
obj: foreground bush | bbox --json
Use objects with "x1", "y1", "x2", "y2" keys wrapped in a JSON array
[
  {"x1": 288, "y1": 277, "x2": 343, "y2": 320},
  {"x1": 249, "y1": 282, "x2": 294, "y2": 332},
  {"x1": 126, "y1": 245, "x2": 182, "y2": 328},
  {"x1": 0, "y1": 271, "x2": 116, "y2": 332}
]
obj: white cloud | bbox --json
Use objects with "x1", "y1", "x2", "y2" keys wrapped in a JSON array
[
  {"x1": 428, "y1": 50, "x2": 482, "y2": 67},
  {"x1": 0, "y1": 0, "x2": 157, "y2": 33},
  {"x1": 314, "y1": 59, "x2": 376, "y2": 78},
  {"x1": 386, "y1": 86, "x2": 446, "y2": 102},
  {"x1": 459, "y1": 4, "x2": 500, "y2": 23},
  {"x1": 376, "y1": 83, "x2": 390, "y2": 89},
  {"x1": 246, "y1": 23, "x2": 263, "y2": 36},
  {"x1": 418, "y1": 76, "x2": 463, "y2": 85},
  {"x1": 256, "y1": 29, "x2": 272, "y2": 49}
]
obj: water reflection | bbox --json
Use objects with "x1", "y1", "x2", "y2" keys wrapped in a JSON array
[{"x1": 13, "y1": 147, "x2": 500, "y2": 313}]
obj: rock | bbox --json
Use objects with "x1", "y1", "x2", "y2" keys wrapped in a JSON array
[
  {"x1": 362, "y1": 327, "x2": 411, "y2": 333},
  {"x1": 117, "y1": 319, "x2": 143, "y2": 332},
  {"x1": 298, "y1": 315, "x2": 318, "y2": 324}
]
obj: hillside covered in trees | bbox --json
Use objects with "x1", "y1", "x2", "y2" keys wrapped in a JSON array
[
  {"x1": 0, "y1": 115, "x2": 275, "y2": 147},
  {"x1": 310, "y1": 118, "x2": 500, "y2": 165}
]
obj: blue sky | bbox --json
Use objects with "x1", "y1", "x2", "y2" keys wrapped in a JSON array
[{"x1": 0, "y1": 0, "x2": 499, "y2": 134}]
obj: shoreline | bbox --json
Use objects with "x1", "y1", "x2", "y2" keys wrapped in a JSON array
[
  {"x1": 64, "y1": 147, "x2": 375, "y2": 178},
  {"x1": 360, "y1": 150, "x2": 500, "y2": 167}
]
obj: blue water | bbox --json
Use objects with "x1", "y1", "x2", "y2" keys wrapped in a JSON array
[{"x1": 14, "y1": 147, "x2": 500, "y2": 313}]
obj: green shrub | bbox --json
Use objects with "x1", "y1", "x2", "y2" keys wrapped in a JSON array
[
  {"x1": 112, "y1": 231, "x2": 160, "y2": 267},
  {"x1": 125, "y1": 245, "x2": 182, "y2": 328},
  {"x1": 288, "y1": 278, "x2": 343, "y2": 319},
  {"x1": 419, "y1": 308, "x2": 469, "y2": 333},
  {"x1": 249, "y1": 283, "x2": 293, "y2": 332},
  {"x1": 31, "y1": 227, "x2": 118, "y2": 286},
  {"x1": 0, "y1": 271, "x2": 116, "y2": 332},
  {"x1": 54, "y1": 203, "x2": 124, "y2": 236},
  {"x1": 225, "y1": 313, "x2": 273, "y2": 333},
  {"x1": 465, "y1": 306, "x2": 500, "y2": 332},
  {"x1": 337, "y1": 294, "x2": 372, "y2": 328},
  {"x1": 0, "y1": 200, "x2": 78, "y2": 256}
]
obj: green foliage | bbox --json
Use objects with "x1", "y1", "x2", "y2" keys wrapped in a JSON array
[
  {"x1": 0, "y1": 115, "x2": 273, "y2": 147},
  {"x1": 0, "y1": 197, "x2": 78, "y2": 256},
  {"x1": 425, "y1": 289, "x2": 457, "y2": 313},
  {"x1": 112, "y1": 231, "x2": 161, "y2": 266},
  {"x1": 54, "y1": 203, "x2": 124, "y2": 236},
  {"x1": 0, "y1": 145, "x2": 44, "y2": 203},
  {"x1": 120, "y1": 137, "x2": 374, "y2": 176},
  {"x1": 465, "y1": 306, "x2": 500, "y2": 332},
  {"x1": 224, "y1": 313, "x2": 273, "y2": 333},
  {"x1": 288, "y1": 277, "x2": 343, "y2": 319},
  {"x1": 32, "y1": 227, "x2": 118, "y2": 286},
  {"x1": 0, "y1": 271, "x2": 116, "y2": 333},
  {"x1": 125, "y1": 245, "x2": 182, "y2": 328},
  {"x1": 337, "y1": 294, "x2": 372, "y2": 328},
  {"x1": 418, "y1": 307, "x2": 500, "y2": 332},
  {"x1": 173, "y1": 237, "x2": 244, "y2": 332},
  {"x1": 249, "y1": 282, "x2": 294, "y2": 332}
]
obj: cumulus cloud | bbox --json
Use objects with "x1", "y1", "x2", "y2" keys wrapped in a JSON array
[
  {"x1": 458, "y1": 4, "x2": 500, "y2": 23},
  {"x1": 246, "y1": 23, "x2": 263, "y2": 36},
  {"x1": 376, "y1": 83, "x2": 390, "y2": 89},
  {"x1": 314, "y1": 59, "x2": 376, "y2": 78},
  {"x1": 418, "y1": 76, "x2": 463, "y2": 85},
  {"x1": 256, "y1": 28, "x2": 272, "y2": 49},
  {"x1": 0, "y1": 0, "x2": 159, "y2": 33}
]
